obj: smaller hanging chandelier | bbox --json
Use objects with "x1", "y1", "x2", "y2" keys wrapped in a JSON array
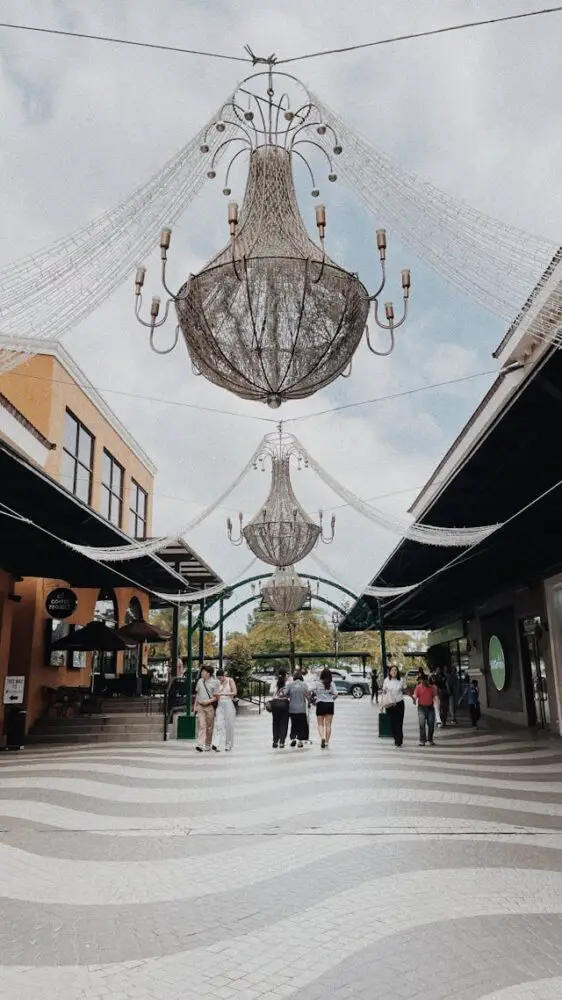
[
  {"x1": 227, "y1": 429, "x2": 335, "y2": 567},
  {"x1": 261, "y1": 566, "x2": 311, "y2": 614}
]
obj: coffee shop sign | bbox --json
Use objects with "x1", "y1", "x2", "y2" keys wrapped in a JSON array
[{"x1": 45, "y1": 588, "x2": 77, "y2": 620}]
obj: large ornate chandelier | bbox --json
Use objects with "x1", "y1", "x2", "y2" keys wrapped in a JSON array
[
  {"x1": 227, "y1": 429, "x2": 335, "y2": 566},
  {"x1": 261, "y1": 566, "x2": 311, "y2": 614},
  {"x1": 134, "y1": 65, "x2": 411, "y2": 406}
]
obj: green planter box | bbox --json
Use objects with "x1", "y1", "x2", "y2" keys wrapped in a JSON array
[
  {"x1": 177, "y1": 715, "x2": 197, "y2": 740},
  {"x1": 378, "y1": 711, "x2": 392, "y2": 738}
]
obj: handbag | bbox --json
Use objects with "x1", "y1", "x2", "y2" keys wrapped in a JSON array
[{"x1": 380, "y1": 690, "x2": 395, "y2": 710}]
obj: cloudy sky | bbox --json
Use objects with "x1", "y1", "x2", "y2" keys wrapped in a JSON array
[{"x1": 1, "y1": 0, "x2": 561, "y2": 616}]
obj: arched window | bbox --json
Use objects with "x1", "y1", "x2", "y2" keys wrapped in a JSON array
[
  {"x1": 93, "y1": 588, "x2": 119, "y2": 677},
  {"x1": 123, "y1": 596, "x2": 143, "y2": 674}
]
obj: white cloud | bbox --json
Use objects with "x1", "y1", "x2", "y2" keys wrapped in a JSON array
[{"x1": 0, "y1": 0, "x2": 560, "y2": 622}]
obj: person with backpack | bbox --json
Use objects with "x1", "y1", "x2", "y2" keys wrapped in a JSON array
[{"x1": 314, "y1": 668, "x2": 338, "y2": 748}]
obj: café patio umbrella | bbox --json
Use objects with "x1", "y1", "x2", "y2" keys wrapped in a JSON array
[
  {"x1": 117, "y1": 619, "x2": 169, "y2": 643},
  {"x1": 118, "y1": 618, "x2": 170, "y2": 695},
  {"x1": 50, "y1": 620, "x2": 132, "y2": 651}
]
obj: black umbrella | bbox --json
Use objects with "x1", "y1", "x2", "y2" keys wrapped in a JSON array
[{"x1": 50, "y1": 620, "x2": 133, "y2": 652}]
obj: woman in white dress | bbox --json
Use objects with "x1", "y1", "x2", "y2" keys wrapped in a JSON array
[{"x1": 212, "y1": 668, "x2": 237, "y2": 752}]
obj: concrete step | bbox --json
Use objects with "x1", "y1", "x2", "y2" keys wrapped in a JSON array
[
  {"x1": 27, "y1": 712, "x2": 165, "y2": 745},
  {"x1": 26, "y1": 728, "x2": 164, "y2": 745},
  {"x1": 101, "y1": 698, "x2": 163, "y2": 714}
]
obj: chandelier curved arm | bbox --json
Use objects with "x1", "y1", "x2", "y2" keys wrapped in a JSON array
[
  {"x1": 290, "y1": 149, "x2": 318, "y2": 195},
  {"x1": 289, "y1": 116, "x2": 340, "y2": 153},
  {"x1": 150, "y1": 323, "x2": 180, "y2": 355},
  {"x1": 227, "y1": 512, "x2": 245, "y2": 546},
  {"x1": 224, "y1": 146, "x2": 251, "y2": 194},
  {"x1": 209, "y1": 134, "x2": 252, "y2": 176},
  {"x1": 292, "y1": 139, "x2": 336, "y2": 180},
  {"x1": 134, "y1": 292, "x2": 173, "y2": 330},
  {"x1": 319, "y1": 510, "x2": 336, "y2": 544},
  {"x1": 341, "y1": 357, "x2": 353, "y2": 378},
  {"x1": 364, "y1": 321, "x2": 395, "y2": 357}
]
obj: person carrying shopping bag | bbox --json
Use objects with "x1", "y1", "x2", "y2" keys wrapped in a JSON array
[{"x1": 381, "y1": 665, "x2": 407, "y2": 747}]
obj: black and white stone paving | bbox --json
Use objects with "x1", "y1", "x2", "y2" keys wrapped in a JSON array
[{"x1": 0, "y1": 699, "x2": 561, "y2": 999}]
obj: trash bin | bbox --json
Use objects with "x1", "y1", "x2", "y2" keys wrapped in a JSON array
[
  {"x1": 378, "y1": 710, "x2": 392, "y2": 739},
  {"x1": 5, "y1": 708, "x2": 26, "y2": 750}
]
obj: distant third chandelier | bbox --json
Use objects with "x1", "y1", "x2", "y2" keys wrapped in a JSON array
[{"x1": 134, "y1": 65, "x2": 411, "y2": 406}]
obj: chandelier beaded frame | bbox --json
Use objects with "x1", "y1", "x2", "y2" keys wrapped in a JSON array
[
  {"x1": 227, "y1": 428, "x2": 335, "y2": 567},
  {"x1": 134, "y1": 66, "x2": 411, "y2": 406}
]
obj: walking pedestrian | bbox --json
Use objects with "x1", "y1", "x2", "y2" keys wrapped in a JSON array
[
  {"x1": 212, "y1": 667, "x2": 237, "y2": 752},
  {"x1": 435, "y1": 667, "x2": 449, "y2": 727},
  {"x1": 381, "y1": 665, "x2": 407, "y2": 747},
  {"x1": 285, "y1": 671, "x2": 309, "y2": 748},
  {"x1": 371, "y1": 668, "x2": 380, "y2": 704},
  {"x1": 269, "y1": 670, "x2": 289, "y2": 749},
  {"x1": 413, "y1": 673, "x2": 438, "y2": 746},
  {"x1": 446, "y1": 665, "x2": 459, "y2": 724},
  {"x1": 468, "y1": 678, "x2": 481, "y2": 728},
  {"x1": 194, "y1": 665, "x2": 219, "y2": 752},
  {"x1": 314, "y1": 668, "x2": 338, "y2": 748}
]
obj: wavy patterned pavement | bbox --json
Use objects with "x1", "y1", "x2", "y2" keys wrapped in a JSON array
[{"x1": 0, "y1": 699, "x2": 561, "y2": 1000}]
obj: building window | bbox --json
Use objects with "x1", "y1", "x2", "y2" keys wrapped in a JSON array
[
  {"x1": 101, "y1": 449, "x2": 124, "y2": 527},
  {"x1": 129, "y1": 479, "x2": 148, "y2": 539},
  {"x1": 62, "y1": 409, "x2": 94, "y2": 503}
]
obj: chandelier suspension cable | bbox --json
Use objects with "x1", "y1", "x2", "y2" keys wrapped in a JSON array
[
  {"x1": 70, "y1": 438, "x2": 266, "y2": 561},
  {"x1": 292, "y1": 434, "x2": 500, "y2": 547},
  {"x1": 0, "y1": 94, "x2": 240, "y2": 373},
  {"x1": 311, "y1": 90, "x2": 559, "y2": 322}
]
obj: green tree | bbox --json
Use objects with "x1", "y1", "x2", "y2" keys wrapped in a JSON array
[
  {"x1": 246, "y1": 608, "x2": 333, "y2": 668},
  {"x1": 148, "y1": 607, "x2": 217, "y2": 660},
  {"x1": 224, "y1": 632, "x2": 254, "y2": 696}
]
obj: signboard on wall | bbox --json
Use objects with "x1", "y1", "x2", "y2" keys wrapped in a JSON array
[
  {"x1": 3, "y1": 675, "x2": 25, "y2": 705},
  {"x1": 45, "y1": 588, "x2": 77, "y2": 619},
  {"x1": 488, "y1": 635, "x2": 507, "y2": 691}
]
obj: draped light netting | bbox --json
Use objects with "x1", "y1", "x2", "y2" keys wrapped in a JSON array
[
  {"x1": 0, "y1": 99, "x2": 239, "y2": 373},
  {"x1": 293, "y1": 436, "x2": 500, "y2": 547},
  {"x1": 311, "y1": 90, "x2": 560, "y2": 327}
]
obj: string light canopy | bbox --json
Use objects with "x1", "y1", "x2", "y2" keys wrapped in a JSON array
[
  {"x1": 227, "y1": 428, "x2": 335, "y2": 566},
  {"x1": 261, "y1": 565, "x2": 311, "y2": 613},
  {"x1": 134, "y1": 63, "x2": 411, "y2": 406}
]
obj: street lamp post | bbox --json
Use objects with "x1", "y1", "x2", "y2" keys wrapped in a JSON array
[
  {"x1": 331, "y1": 610, "x2": 342, "y2": 672},
  {"x1": 287, "y1": 620, "x2": 297, "y2": 676}
]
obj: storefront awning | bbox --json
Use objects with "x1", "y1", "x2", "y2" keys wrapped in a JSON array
[
  {"x1": 0, "y1": 440, "x2": 206, "y2": 596},
  {"x1": 341, "y1": 343, "x2": 562, "y2": 632}
]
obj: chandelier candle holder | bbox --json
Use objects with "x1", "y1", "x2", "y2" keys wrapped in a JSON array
[
  {"x1": 133, "y1": 64, "x2": 411, "y2": 405},
  {"x1": 261, "y1": 566, "x2": 311, "y2": 614},
  {"x1": 227, "y1": 428, "x2": 335, "y2": 566}
]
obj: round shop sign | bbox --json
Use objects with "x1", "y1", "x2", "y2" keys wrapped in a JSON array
[
  {"x1": 45, "y1": 587, "x2": 77, "y2": 620},
  {"x1": 488, "y1": 634, "x2": 507, "y2": 691}
]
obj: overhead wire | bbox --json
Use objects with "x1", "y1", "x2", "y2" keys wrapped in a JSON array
[
  {"x1": 0, "y1": 21, "x2": 251, "y2": 62},
  {"x1": 2, "y1": 6, "x2": 561, "y2": 66},
  {"x1": 1, "y1": 366, "x2": 498, "y2": 424},
  {"x1": 278, "y1": 5, "x2": 562, "y2": 63}
]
